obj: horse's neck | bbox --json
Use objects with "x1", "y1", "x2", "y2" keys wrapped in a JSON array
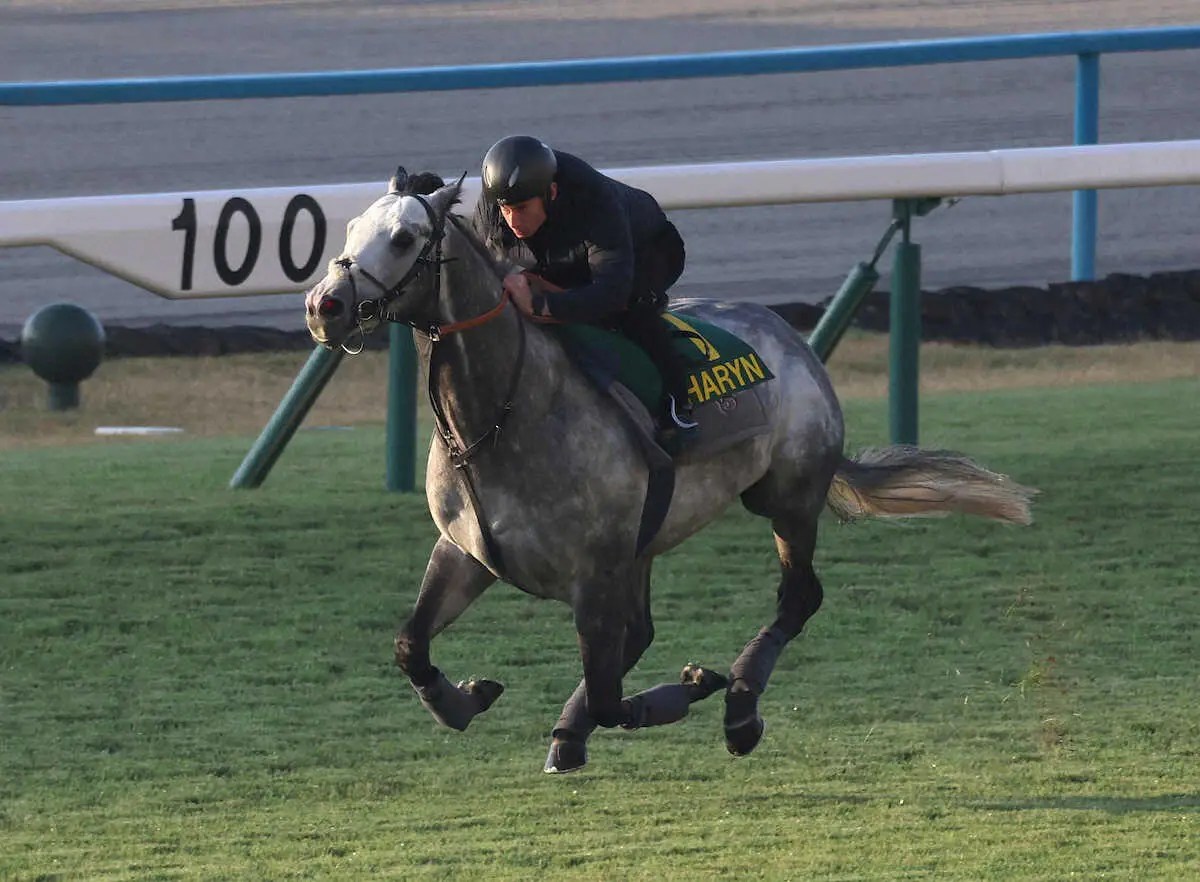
[
  {"x1": 434, "y1": 218, "x2": 504, "y2": 327},
  {"x1": 422, "y1": 221, "x2": 560, "y2": 440}
]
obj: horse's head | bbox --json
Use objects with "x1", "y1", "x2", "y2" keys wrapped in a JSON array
[{"x1": 304, "y1": 167, "x2": 462, "y2": 349}]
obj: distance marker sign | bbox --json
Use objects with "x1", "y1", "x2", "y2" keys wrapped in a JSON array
[{"x1": 0, "y1": 178, "x2": 482, "y2": 299}]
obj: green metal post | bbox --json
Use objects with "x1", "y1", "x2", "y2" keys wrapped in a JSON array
[
  {"x1": 385, "y1": 323, "x2": 418, "y2": 492},
  {"x1": 230, "y1": 344, "x2": 345, "y2": 488},
  {"x1": 47, "y1": 382, "x2": 82, "y2": 411},
  {"x1": 807, "y1": 261, "x2": 881, "y2": 363},
  {"x1": 888, "y1": 204, "x2": 922, "y2": 445}
]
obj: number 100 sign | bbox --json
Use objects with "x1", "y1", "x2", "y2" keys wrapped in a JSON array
[
  {"x1": 1, "y1": 183, "x2": 384, "y2": 299},
  {"x1": 171, "y1": 191, "x2": 339, "y2": 294},
  {"x1": 163, "y1": 184, "x2": 381, "y2": 297},
  {"x1": 2, "y1": 181, "x2": 396, "y2": 299}
]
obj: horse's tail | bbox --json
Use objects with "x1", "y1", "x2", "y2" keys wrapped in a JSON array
[{"x1": 826, "y1": 446, "x2": 1037, "y2": 526}]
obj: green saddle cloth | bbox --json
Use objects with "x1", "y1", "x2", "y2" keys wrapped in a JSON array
[{"x1": 549, "y1": 311, "x2": 775, "y2": 414}]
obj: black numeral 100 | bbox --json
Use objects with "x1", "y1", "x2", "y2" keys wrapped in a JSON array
[{"x1": 171, "y1": 194, "x2": 327, "y2": 290}]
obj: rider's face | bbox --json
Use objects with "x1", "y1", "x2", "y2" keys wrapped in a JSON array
[{"x1": 500, "y1": 183, "x2": 556, "y2": 238}]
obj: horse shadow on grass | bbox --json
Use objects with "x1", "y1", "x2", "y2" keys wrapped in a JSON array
[
  {"x1": 966, "y1": 793, "x2": 1200, "y2": 814},
  {"x1": 734, "y1": 792, "x2": 873, "y2": 808},
  {"x1": 729, "y1": 791, "x2": 1197, "y2": 815}
]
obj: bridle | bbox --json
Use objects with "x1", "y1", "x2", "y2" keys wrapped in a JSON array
[
  {"x1": 327, "y1": 195, "x2": 527, "y2": 472},
  {"x1": 330, "y1": 193, "x2": 451, "y2": 351}
]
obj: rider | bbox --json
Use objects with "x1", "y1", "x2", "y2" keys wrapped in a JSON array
[{"x1": 470, "y1": 134, "x2": 698, "y2": 450}]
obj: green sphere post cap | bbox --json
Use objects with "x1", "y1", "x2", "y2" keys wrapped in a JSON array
[
  {"x1": 20, "y1": 303, "x2": 106, "y2": 410},
  {"x1": 20, "y1": 302, "x2": 106, "y2": 385}
]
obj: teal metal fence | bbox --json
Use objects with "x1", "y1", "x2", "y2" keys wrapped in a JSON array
[
  {"x1": 6, "y1": 26, "x2": 1199, "y2": 476},
  {"x1": 6, "y1": 26, "x2": 1200, "y2": 282}
]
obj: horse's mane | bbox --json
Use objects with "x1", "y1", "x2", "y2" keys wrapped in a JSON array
[
  {"x1": 394, "y1": 169, "x2": 507, "y2": 283},
  {"x1": 446, "y1": 210, "x2": 509, "y2": 284},
  {"x1": 397, "y1": 170, "x2": 449, "y2": 198}
]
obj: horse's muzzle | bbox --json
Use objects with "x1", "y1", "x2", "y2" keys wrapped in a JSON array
[
  {"x1": 304, "y1": 288, "x2": 352, "y2": 348},
  {"x1": 317, "y1": 296, "x2": 345, "y2": 319}
]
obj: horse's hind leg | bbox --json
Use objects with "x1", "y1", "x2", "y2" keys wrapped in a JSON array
[
  {"x1": 394, "y1": 536, "x2": 500, "y2": 731},
  {"x1": 725, "y1": 514, "x2": 824, "y2": 756}
]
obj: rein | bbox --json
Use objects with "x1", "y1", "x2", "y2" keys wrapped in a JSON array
[
  {"x1": 335, "y1": 198, "x2": 526, "y2": 471},
  {"x1": 424, "y1": 298, "x2": 527, "y2": 471},
  {"x1": 426, "y1": 288, "x2": 513, "y2": 340}
]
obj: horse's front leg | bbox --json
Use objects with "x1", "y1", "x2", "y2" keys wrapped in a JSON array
[
  {"x1": 547, "y1": 564, "x2": 727, "y2": 772},
  {"x1": 546, "y1": 663, "x2": 728, "y2": 773},
  {"x1": 545, "y1": 564, "x2": 651, "y2": 772},
  {"x1": 394, "y1": 535, "x2": 500, "y2": 731}
]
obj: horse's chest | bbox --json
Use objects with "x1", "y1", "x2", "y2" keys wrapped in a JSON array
[{"x1": 427, "y1": 444, "x2": 641, "y2": 590}]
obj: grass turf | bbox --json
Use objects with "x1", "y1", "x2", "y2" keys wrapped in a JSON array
[{"x1": 1, "y1": 378, "x2": 1197, "y2": 879}]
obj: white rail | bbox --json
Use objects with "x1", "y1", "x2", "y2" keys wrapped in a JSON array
[{"x1": 2, "y1": 139, "x2": 1199, "y2": 300}]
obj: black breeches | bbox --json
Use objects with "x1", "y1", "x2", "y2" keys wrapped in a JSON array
[
  {"x1": 618, "y1": 304, "x2": 691, "y2": 407},
  {"x1": 618, "y1": 221, "x2": 690, "y2": 407},
  {"x1": 630, "y1": 220, "x2": 686, "y2": 312}
]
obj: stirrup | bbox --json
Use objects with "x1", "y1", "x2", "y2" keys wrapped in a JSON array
[{"x1": 668, "y1": 394, "x2": 698, "y2": 429}]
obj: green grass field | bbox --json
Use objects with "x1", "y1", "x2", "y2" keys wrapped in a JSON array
[{"x1": 2, "y1": 379, "x2": 1198, "y2": 880}]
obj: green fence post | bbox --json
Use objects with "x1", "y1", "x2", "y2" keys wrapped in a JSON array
[
  {"x1": 807, "y1": 215, "x2": 903, "y2": 362},
  {"x1": 385, "y1": 323, "x2": 418, "y2": 492},
  {"x1": 230, "y1": 344, "x2": 345, "y2": 488},
  {"x1": 888, "y1": 200, "x2": 922, "y2": 445},
  {"x1": 807, "y1": 262, "x2": 881, "y2": 363}
]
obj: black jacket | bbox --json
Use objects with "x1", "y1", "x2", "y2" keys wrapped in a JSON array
[{"x1": 470, "y1": 150, "x2": 670, "y2": 323}]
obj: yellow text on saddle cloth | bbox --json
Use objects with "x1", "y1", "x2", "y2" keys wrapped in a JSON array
[{"x1": 662, "y1": 313, "x2": 771, "y2": 405}]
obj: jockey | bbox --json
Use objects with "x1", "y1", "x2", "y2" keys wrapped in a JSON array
[{"x1": 470, "y1": 134, "x2": 698, "y2": 450}]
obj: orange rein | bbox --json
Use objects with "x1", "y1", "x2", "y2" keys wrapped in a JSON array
[
  {"x1": 432, "y1": 274, "x2": 563, "y2": 336},
  {"x1": 435, "y1": 287, "x2": 514, "y2": 335}
]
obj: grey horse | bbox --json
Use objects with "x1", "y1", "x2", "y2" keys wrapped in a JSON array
[{"x1": 304, "y1": 171, "x2": 1036, "y2": 773}]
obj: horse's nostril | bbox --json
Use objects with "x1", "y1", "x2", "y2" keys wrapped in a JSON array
[{"x1": 318, "y1": 297, "x2": 345, "y2": 319}]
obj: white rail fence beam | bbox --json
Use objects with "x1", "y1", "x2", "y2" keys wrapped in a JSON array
[{"x1": 3, "y1": 140, "x2": 1200, "y2": 302}]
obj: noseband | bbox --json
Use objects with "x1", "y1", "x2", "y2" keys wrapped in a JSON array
[
  {"x1": 330, "y1": 195, "x2": 526, "y2": 468},
  {"x1": 332, "y1": 194, "x2": 449, "y2": 349}
]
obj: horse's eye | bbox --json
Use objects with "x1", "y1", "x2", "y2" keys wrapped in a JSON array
[{"x1": 391, "y1": 229, "x2": 416, "y2": 249}]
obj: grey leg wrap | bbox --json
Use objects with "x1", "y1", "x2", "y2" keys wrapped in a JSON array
[
  {"x1": 725, "y1": 626, "x2": 789, "y2": 757},
  {"x1": 620, "y1": 683, "x2": 694, "y2": 729},
  {"x1": 414, "y1": 668, "x2": 503, "y2": 732},
  {"x1": 545, "y1": 681, "x2": 596, "y2": 774},
  {"x1": 552, "y1": 681, "x2": 596, "y2": 741},
  {"x1": 729, "y1": 625, "x2": 789, "y2": 694},
  {"x1": 619, "y1": 665, "x2": 729, "y2": 730}
]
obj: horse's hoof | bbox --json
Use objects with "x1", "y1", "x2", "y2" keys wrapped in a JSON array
[
  {"x1": 458, "y1": 679, "x2": 504, "y2": 713},
  {"x1": 724, "y1": 681, "x2": 764, "y2": 756},
  {"x1": 680, "y1": 663, "x2": 729, "y2": 702},
  {"x1": 725, "y1": 715, "x2": 765, "y2": 757},
  {"x1": 544, "y1": 738, "x2": 588, "y2": 774}
]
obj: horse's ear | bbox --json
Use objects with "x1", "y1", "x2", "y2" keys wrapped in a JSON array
[
  {"x1": 388, "y1": 166, "x2": 409, "y2": 194},
  {"x1": 426, "y1": 173, "x2": 466, "y2": 219}
]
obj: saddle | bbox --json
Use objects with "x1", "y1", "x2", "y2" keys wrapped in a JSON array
[
  {"x1": 550, "y1": 310, "x2": 774, "y2": 551},
  {"x1": 528, "y1": 273, "x2": 776, "y2": 555},
  {"x1": 549, "y1": 311, "x2": 776, "y2": 463}
]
